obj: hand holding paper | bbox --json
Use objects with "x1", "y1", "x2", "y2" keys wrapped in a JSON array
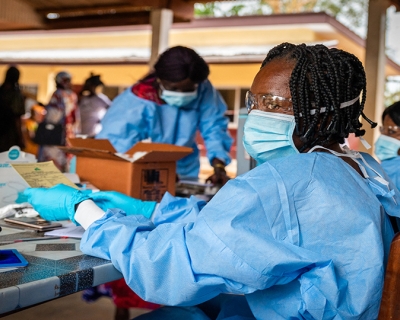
[
  {"x1": 23, "y1": 184, "x2": 89, "y2": 224},
  {"x1": 11, "y1": 161, "x2": 78, "y2": 189}
]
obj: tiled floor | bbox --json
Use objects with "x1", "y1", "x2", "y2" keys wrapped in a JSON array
[{"x1": 2, "y1": 292, "x2": 151, "y2": 320}]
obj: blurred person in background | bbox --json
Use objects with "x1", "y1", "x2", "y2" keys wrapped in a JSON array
[
  {"x1": 22, "y1": 103, "x2": 46, "y2": 157},
  {"x1": 0, "y1": 65, "x2": 25, "y2": 152},
  {"x1": 37, "y1": 71, "x2": 80, "y2": 172},
  {"x1": 78, "y1": 74, "x2": 111, "y2": 138},
  {"x1": 97, "y1": 46, "x2": 233, "y2": 185},
  {"x1": 91, "y1": 45, "x2": 233, "y2": 320}
]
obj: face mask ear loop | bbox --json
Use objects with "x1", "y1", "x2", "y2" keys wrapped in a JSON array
[
  {"x1": 359, "y1": 137, "x2": 371, "y2": 150},
  {"x1": 351, "y1": 150, "x2": 396, "y2": 204},
  {"x1": 307, "y1": 145, "x2": 370, "y2": 178}
]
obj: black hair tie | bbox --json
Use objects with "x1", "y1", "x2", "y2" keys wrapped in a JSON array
[{"x1": 361, "y1": 112, "x2": 377, "y2": 128}]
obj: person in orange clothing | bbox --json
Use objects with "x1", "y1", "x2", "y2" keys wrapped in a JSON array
[{"x1": 22, "y1": 104, "x2": 46, "y2": 157}]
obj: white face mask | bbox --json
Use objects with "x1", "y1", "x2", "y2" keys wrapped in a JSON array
[
  {"x1": 243, "y1": 110, "x2": 299, "y2": 165},
  {"x1": 374, "y1": 135, "x2": 400, "y2": 161},
  {"x1": 160, "y1": 89, "x2": 198, "y2": 107}
]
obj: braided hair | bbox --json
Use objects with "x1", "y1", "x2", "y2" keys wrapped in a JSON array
[{"x1": 262, "y1": 42, "x2": 376, "y2": 150}]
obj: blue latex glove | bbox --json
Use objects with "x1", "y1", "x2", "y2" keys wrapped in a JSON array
[
  {"x1": 23, "y1": 184, "x2": 90, "y2": 224},
  {"x1": 88, "y1": 191, "x2": 156, "y2": 218}
]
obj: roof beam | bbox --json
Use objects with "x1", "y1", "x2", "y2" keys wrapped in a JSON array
[
  {"x1": 0, "y1": 0, "x2": 43, "y2": 30},
  {"x1": 44, "y1": 12, "x2": 152, "y2": 30},
  {"x1": 37, "y1": 4, "x2": 153, "y2": 17}
]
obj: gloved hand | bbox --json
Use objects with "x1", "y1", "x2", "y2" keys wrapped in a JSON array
[
  {"x1": 23, "y1": 184, "x2": 90, "y2": 224},
  {"x1": 206, "y1": 158, "x2": 230, "y2": 187},
  {"x1": 88, "y1": 191, "x2": 156, "y2": 218}
]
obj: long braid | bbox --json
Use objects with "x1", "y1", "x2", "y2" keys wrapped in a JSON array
[{"x1": 261, "y1": 42, "x2": 376, "y2": 148}]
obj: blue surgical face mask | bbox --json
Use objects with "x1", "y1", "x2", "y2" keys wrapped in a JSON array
[
  {"x1": 374, "y1": 134, "x2": 400, "y2": 161},
  {"x1": 161, "y1": 89, "x2": 198, "y2": 107},
  {"x1": 243, "y1": 110, "x2": 299, "y2": 165}
]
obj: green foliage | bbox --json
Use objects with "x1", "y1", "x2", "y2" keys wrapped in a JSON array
[
  {"x1": 194, "y1": 2, "x2": 219, "y2": 17},
  {"x1": 385, "y1": 81, "x2": 400, "y2": 107},
  {"x1": 195, "y1": 1, "x2": 269, "y2": 17},
  {"x1": 315, "y1": 0, "x2": 368, "y2": 28},
  {"x1": 230, "y1": 4, "x2": 247, "y2": 15},
  {"x1": 194, "y1": 0, "x2": 368, "y2": 31}
]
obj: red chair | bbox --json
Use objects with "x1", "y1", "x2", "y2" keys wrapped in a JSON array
[{"x1": 378, "y1": 232, "x2": 400, "y2": 319}]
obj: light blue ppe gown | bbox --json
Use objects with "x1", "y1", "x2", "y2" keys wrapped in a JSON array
[
  {"x1": 381, "y1": 156, "x2": 400, "y2": 191},
  {"x1": 96, "y1": 80, "x2": 233, "y2": 178},
  {"x1": 80, "y1": 152, "x2": 400, "y2": 320}
]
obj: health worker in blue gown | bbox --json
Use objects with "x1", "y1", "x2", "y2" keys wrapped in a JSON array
[
  {"x1": 375, "y1": 101, "x2": 400, "y2": 191},
  {"x1": 24, "y1": 43, "x2": 400, "y2": 320},
  {"x1": 96, "y1": 46, "x2": 233, "y2": 184}
]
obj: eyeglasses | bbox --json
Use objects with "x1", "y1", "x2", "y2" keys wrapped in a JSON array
[
  {"x1": 157, "y1": 80, "x2": 198, "y2": 93},
  {"x1": 245, "y1": 91, "x2": 293, "y2": 114},
  {"x1": 380, "y1": 125, "x2": 399, "y2": 136}
]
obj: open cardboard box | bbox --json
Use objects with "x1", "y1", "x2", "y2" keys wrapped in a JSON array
[{"x1": 61, "y1": 139, "x2": 192, "y2": 202}]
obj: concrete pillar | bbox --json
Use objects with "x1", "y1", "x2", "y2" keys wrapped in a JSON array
[
  {"x1": 149, "y1": 9, "x2": 173, "y2": 68},
  {"x1": 362, "y1": 0, "x2": 390, "y2": 154}
]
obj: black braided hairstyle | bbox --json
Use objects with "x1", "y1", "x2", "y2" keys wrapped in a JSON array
[{"x1": 261, "y1": 42, "x2": 376, "y2": 151}]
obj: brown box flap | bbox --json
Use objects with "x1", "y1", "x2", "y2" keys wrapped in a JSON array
[
  {"x1": 68, "y1": 138, "x2": 116, "y2": 152},
  {"x1": 62, "y1": 140, "x2": 192, "y2": 163},
  {"x1": 126, "y1": 142, "x2": 192, "y2": 163},
  {"x1": 126, "y1": 142, "x2": 192, "y2": 154}
]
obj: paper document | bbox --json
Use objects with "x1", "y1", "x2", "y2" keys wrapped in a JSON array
[
  {"x1": 44, "y1": 222, "x2": 85, "y2": 239},
  {"x1": 11, "y1": 161, "x2": 78, "y2": 189}
]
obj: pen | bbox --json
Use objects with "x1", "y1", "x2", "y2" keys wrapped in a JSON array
[
  {"x1": 1, "y1": 224, "x2": 48, "y2": 233},
  {"x1": 0, "y1": 236, "x2": 61, "y2": 244}
]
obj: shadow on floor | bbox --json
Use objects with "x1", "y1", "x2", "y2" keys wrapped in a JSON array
[{"x1": 2, "y1": 292, "x2": 151, "y2": 320}]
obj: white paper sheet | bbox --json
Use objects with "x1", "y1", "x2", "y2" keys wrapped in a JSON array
[{"x1": 44, "y1": 222, "x2": 85, "y2": 239}]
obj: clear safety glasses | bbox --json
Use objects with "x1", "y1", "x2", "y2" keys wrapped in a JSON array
[
  {"x1": 380, "y1": 125, "x2": 400, "y2": 137},
  {"x1": 245, "y1": 91, "x2": 293, "y2": 114},
  {"x1": 158, "y1": 80, "x2": 198, "y2": 93}
]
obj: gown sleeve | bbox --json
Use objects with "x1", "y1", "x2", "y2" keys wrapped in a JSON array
[
  {"x1": 197, "y1": 81, "x2": 233, "y2": 165},
  {"x1": 95, "y1": 88, "x2": 156, "y2": 153}
]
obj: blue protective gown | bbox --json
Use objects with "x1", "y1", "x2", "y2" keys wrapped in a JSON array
[
  {"x1": 381, "y1": 156, "x2": 400, "y2": 191},
  {"x1": 95, "y1": 80, "x2": 233, "y2": 178},
  {"x1": 80, "y1": 152, "x2": 400, "y2": 319}
]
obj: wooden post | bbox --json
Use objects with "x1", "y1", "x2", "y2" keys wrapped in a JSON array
[
  {"x1": 149, "y1": 9, "x2": 173, "y2": 68},
  {"x1": 363, "y1": 0, "x2": 390, "y2": 155}
]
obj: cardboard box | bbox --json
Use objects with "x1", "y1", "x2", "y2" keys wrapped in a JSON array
[
  {"x1": 62, "y1": 139, "x2": 192, "y2": 202},
  {"x1": 0, "y1": 146, "x2": 36, "y2": 208}
]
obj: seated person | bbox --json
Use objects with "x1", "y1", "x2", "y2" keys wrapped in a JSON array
[
  {"x1": 25, "y1": 42, "x2": 400, "y2": 319},
  {"x1": 96, "y1": 46, "x2": 233, "y2": 185}
]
